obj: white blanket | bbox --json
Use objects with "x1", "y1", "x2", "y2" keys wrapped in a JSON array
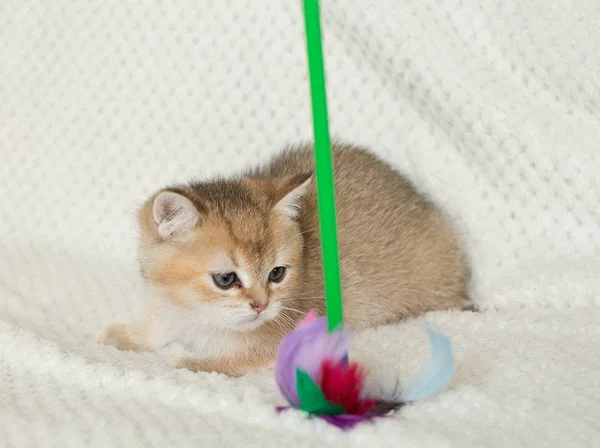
[{"x1": 1, "y1": 1, "x2": 599, "y2": 446}]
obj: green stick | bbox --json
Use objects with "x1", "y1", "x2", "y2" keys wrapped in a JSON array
[{"x1": 302, "y1": 0, "x2": 343, "y2": 332}]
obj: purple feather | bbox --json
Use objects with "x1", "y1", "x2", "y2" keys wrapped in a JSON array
[
  {"x1": 319, "y1": 413, "x2": 383, "y2": 429},
  {"x1": 275, "y1": 313, "x2": 350, "y2": 407},
  {"x1": 276, "y1": 407, "x2": 394, "y2": 430}
]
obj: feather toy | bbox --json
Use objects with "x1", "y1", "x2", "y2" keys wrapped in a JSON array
[{"x1": 275, "y1": 313, "x2": 456, "y2": 429}]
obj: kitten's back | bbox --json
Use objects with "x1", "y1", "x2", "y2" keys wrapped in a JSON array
[{"x1": 257, "y1": 144, "x2": 469, "y2": 330}]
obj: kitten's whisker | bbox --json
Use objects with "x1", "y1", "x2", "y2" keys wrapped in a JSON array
[
  {"x1": 279, "y1": 306, "x2": 307, "y2": 314},
  {"x1": 277, "y1": 296, "x2": 325, "y2": 302},
  {"x1": 279, "y1": 314, "x2": 298, "y2": 328},
  {"x1": 273, "y1": 313, "x2": 297, "y2": 332}
]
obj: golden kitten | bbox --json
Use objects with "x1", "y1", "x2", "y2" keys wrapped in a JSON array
[{"x1": 99, "y1": 144, "x2": 470, "y2": 376}]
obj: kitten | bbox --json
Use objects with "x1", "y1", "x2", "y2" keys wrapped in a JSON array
[{"x1": 99, "y1": 144, "x2": 470, "y2": 376}]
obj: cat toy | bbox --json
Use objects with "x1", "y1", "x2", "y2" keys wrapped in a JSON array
[{"x1": 273, "y1": 0, "x2": 457, "y2": 429}]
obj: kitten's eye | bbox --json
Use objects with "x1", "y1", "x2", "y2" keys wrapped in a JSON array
[
  {"x1": 212, "y1": 272, "x2": 238, "y2": 289},
  {"x1": 268, "y1": 266, "x2": 286, "y2": 283}
]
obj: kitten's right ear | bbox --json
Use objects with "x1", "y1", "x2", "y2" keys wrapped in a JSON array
[
  {"x1": 152, "y1": 191, "x2": 200, "y2": 239},
  {"x1": 273, "y1": 172, "x2": 313, "y2": 219}
]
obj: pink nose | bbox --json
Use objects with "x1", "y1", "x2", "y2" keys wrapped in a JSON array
[{"x1": 251, "y1": 301, "x2": 268, "y2": 314}]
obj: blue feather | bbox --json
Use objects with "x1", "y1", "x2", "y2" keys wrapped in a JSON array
[{"x1": 400, "y1": 326, "x2": 456, "y2": 402}]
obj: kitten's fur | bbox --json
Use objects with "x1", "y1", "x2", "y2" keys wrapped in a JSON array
[{"x1": 99, "y1": 144, "x2": 470, "y2": 376}]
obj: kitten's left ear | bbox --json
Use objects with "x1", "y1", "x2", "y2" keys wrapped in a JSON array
[{"x1": 274, "y1": 172, "x2": 313, "y2": 219}]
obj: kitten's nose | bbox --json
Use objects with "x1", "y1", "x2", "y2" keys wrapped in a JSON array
[{"x1": 250, "y1": 301, "x2": 268, "y2": 314}]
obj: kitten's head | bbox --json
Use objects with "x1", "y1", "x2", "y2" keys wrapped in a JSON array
[{"x1": 137, "y1": 173, "x2": 313, "y2": 332}]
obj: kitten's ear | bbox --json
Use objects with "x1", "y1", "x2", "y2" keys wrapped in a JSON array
[
  {"x1": 274, "y1": 172, "x2": 313, "y2": 219},
  {"x1": 152, "y1": 191, "x2": 200, "y2": 239}
]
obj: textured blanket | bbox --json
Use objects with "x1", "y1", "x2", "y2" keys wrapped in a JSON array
[{"x1": 1, "y1": 1, "x2": 599, "y2": 446}]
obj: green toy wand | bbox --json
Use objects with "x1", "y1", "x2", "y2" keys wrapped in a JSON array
[{"x1": 302, "y1": 0, "x2": 343, "y2": 332}]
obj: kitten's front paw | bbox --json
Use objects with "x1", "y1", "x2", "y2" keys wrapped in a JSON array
[
  {"x1": 97, "y1": 323, "x2": 147, "y2": 352},
  {"x1": 172, "y1": 357, "x2": 241, "y2": 376},
  {"x1": 172, "y1": 357, "x2": 211, "y2": 372}
]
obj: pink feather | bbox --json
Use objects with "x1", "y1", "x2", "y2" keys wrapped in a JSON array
[{"x1": 320, "y1": 359, "x2": 376, "y2": 415}]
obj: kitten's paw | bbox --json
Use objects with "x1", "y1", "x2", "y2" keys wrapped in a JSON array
[
  {"x1": 171, "y1": 357, "x2": 210, "y2": 373},
  {"x1": 97, "y1": 323, "x2": 147, "y2": 352},
  {"x1": 171, "y1": 357, "x2": 242, "y2": 376}
]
